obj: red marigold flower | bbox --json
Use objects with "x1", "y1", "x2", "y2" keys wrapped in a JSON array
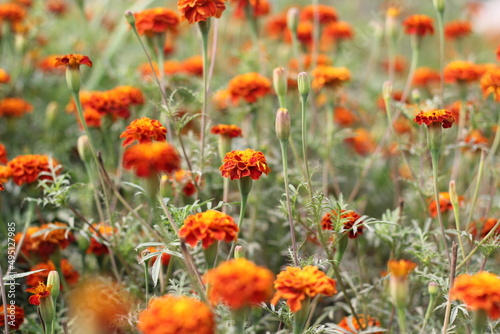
[
  {"x1": 413, "y1": 109, "x2": 455, "y2": 128},
  {"x1": 284, "y1": 21, "x2": 313, "y2": 45},
  {"x1": 334, "y1": 107, "x2": 358, "y2": 127},
  {"x1": 37, "y1": 55, "x2": 65, "y2": 73},
  {"x1": 301, "y1": 4, "x2": 338, "y2": 24},
  {"x1": 470, "y1": 218, "x2": 500, "y2": 239},
  {"x1": 181, "y1": 55, "x2": 204, "y2": 76},
  {"x1": 171, "y1": 169, "x2": 198, "y2": 197},
  {"x1": 204, "y1": 258, "x2": 274, "y2": 309},
  {"x1": 227, "y1": 72, "x2": 271, "y2": 104},
  {"x1": 324, "y1": 21, "x2": 354, "y2": 40},
  {"x1": 54, "y1": 54, "x2": 92, "y2": 70},
  {"x1": 210, "y1": 124, "x2": 242, "y2": 138},
  {"x1": 47, "y1": 0, "x2": 68, "y2": 14},
  {"x1": 321, "y1": 209, "x2": 365, "y2": 239},
  {"x1": 230, "y1": 0, "x2": 270, "y2": 19},
  {"x1": 265, "y1": 12, "x2": 287, "y2": 39},
  {"x1": 27, "y1": 259, "x2": 79, "y2": 287},
  {"x1": 0, "y1": 97, "x2": 33, "y2": 118},
  {"x1": 0, "y1": 68, "x2": 10, "y2": 83},
  {"x1": 0, "y1": 3, "x2": 26, "y2": 25},
  {"x1": 344, "y1": 128, "x2": 376, "y2": 156},
  {"x1": 0, "y1": 144, "x2": 7, "y2": 164},
  {"x1": 179, "y1": 210, "x2": 239, "y2": 248},
  {"x1": 444, "y1": 20, "x2": 472, "y2": 39},
  {"x1": 271, "y1": 266, "x2": 337, "y2": 312},
  {"x1": 178, "y1": 0, "x2": 226, "y2": 24},
  {"x1": 81, "y1": 107, "x2": 102, "y2": 128},
  {"x1": 451, "y1": 271, "x2": 500, "y2": 320},
  {"x1": 220, "y1": 149, "x2": 270, "y2": 180},
  {"x1": 402, "y1": 14, "x2": 434, "y2": 36},
  {"x1": 444, "y1": 60, "x2": 482, "y2": 83},
  {"x1": 428, "y1": 192, "x2": 464, "y2": 218},
  {"x1": 464, "y1": 130, "x2": 489, "y2": 152},
  {"x1": 337, "y1": 315, "x2": 383, "y2": 334},
  {"x1": 144, "y1": 247, "x2": 171, "y2": 267},
  {"x1": 480, "y1": 67, "x2": 500, "y2": 101},
  {"x1": 7, "y1": 154, "x2": 60, "y2": 186},
  {"x1": 412, "y1": 67, "x2": 441, "y2": 87},
  {"x1": 120, "y1": 117, "x2": 167, "y2": 147},
  {"x1": 0, "y1": 165, "x2": 12, "y2": 183},
  {"x1": 387, "y1": 259, "x2": 417, "y2": 278},
  {"x1": 0, "y1": 305, "x2": 24, "y2": 330},
  {"x1": 26, "y1": 282, "x2": 51, "y2": 306},
  {"x1": 123, "y1": 142, "x2": 181, "y2": 178},
  {"x1": 134, "y1": 8, "x2": 179, "y2": 37},
  {"x1": 86, "y1": 222, "x2": 116, "y2": 256},
  {"x1": 311, "y1": 66, "x2": 351, "y2": 90}
]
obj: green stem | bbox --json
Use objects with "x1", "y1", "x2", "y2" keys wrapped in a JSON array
[
  {"x1": 291, "y1": 32, "x2": 303, "y2": 72},
  {"x1": 396, "y1": 307, "x2": 407, "y2": 334},
  {"x1": 199, "y1": 19, "x2": 211, "y2": 181},
  {"x1": 300, "y1": 96, "x2": 313, "y2": 195},
  {"x1": 401, "y1": 35, "x2": 420, "y2": 102},
  {"x1": 450, "y1": 192, "x2": 466, "y2": 261},
  {"x1": 237, "y1": 178, "x2": 252, "y2": 229},
  {"x1": 486, "y1": 111, "x2": 500, "y2": 163},
  {"x1": 437, "y1": 10, "x2": 445, "y2": 107},
  {"x1": 464, "y1": 150, "x2": 486, "y2": 240},
  {"x1": 144, "y1": 262, "x2": 149, "y2": 302},
  {"x1": 419, "y1": 294, "x2": 436, "y2": 334}
]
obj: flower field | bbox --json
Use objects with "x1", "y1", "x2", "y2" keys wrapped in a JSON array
[{"x1": 1, "y1": 0, "x2": 500, "y2": 333}]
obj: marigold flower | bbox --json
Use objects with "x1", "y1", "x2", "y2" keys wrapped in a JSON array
[
  {"x1": 211, "y1": 124, "x2": 242, "y2": 138},
  {"x1": 0, "y1": 3, "x2": 26, "y2": 26},
  {"x1": 412, "y1": 67, "x2": 441, "y2": 87},
  {"x1": 337, "y1": 315, "x2": 383, "y2": 334},
  {"x1": 284, "y1": 21, "x2": 313, "y2": 45},
  {"x1": 289, "y1": 54, "x2": 332, "y2": 71},
  {"x1": 181, "y1": 55, "x2": 204, "y2": 76},
  {"x1": 134, "y1": 8, "x2": 179, "y2": 37},
  {"x1": 54, "y1": 54, "x2": 92, "y2": 70},
  {"x1": 123, "y1": 142, "x2": 181, "y2": 178},
  {"x1": 480, "y1": 67, "x2": 500, "y2": 101},
  {"x1": 382, "y1": 55, "x2": 407, "y2": 74},
  {"x1": 179, "y1": 210, "x2": 238, "y2": 248},
  {"x1": 144, "y1": 247, "x2": 171, "y2": 266},
  {"x1": 213, "y1": 89, "x2": 231, "y2": 110},
  {"x1": 86, "y1": 222, "x2": 116, "y2": 256},
  {"x1": 444, "y1": 60, "x2": 482, "y2": 83},
  {"x1": 0, "y1": 165, "x2": 12, "y2": 183},
  {"x1": 0, "y1": 183, "x2": 4, "y2": 191},
  {"x1": 497, "y1": 45, "x2": 500, "y2": 61},
  {"x1": 444, "y1": 21, "x2": 472, "y2": 39},
  {"x1": 178, "y1": 0, "x2": 226, "y2": 24},
  {"x1": 344, "y1": 128, "x2": 376, "y2": 156},
  {"x1": 138, "y1": 294, "x2": 215, "y2": 334},
  {"x1": 0, "y1": 68, "x2": 10, "y2": 83},
  {"x1": 120, "y1": 117, "x2": 167, "y2": 147},
  {"x1": 324, "y1": 21, "x2": 354, "y2": 40},
  {"x1": 0, "y1": 97, "x2": 33, "y2": 118},
  {"x1": 0, "y1": 305, "x2": 24, "y2": 330},
  {"x1": 334, "y1": 107, "x2": 358, "y2": 127},
  {"x1": 220, "y1": 149, "x2": 270, "y2": 180},
  {"x1": 265, "y1": 12, "x2": 287, "y2": 39},
  {"x1": 37, "y1": 55, "x2": 65, "y2": 73},
  {"x1": 7, "y1": 154, "x2": 60, "y2": 186},
  {"x1": 450, "y1": 271, "x2": 500, "y2": 319},
  {"x1": 227, "y1": 72, "x2": 271, "y2": 104},
  {"x1": 204, "y1": 258, "x2": 274, "y2": 309},
  {"x1": 413, "y1": 109, "x2": 455, "y2": 128},
  {"x1": 0, "y1": 144, "x2": 7, "y2": 164},
  {"x1": 470, "y1": 218, "x2": 500, "y2": 239},
  {"x1": 311, "y1": 66, "x2": 351, "y2": 90},
  {"x1": 321, "y1": 209, "x2": 365, "y2": 239},
  {"x1": 171, "y1": 169, "x2": 198, "y2": 197},
  {"x1": 271, "y1": 266, "x2": 337, "y2": 312},
  {"x1": 27, "y1": 259, "x2": 79, "y2": 287},
  {"x1": 428, "y1": 192, "x2": 464, "y2": 218},
  {"x1": 301, "y1": 4, "x2": 338, "y2": 24},
  {"x1": 387, "y1": 259, "x2": 417, "y2": 278},
  {"x1": 26, "y1": 282, "x2": 52, "y2": 306},
  {"x1": 231, "y1": 0, "x2": 270, "y2": 19},
  {"x1": 464, "y1": 129, "x2": 489, "y2": 151},
  {"x1": 402, "y1": 14, "x2": 434, "y2": 36},
  {"x1": 15, "y1": 222, "x2": 74, "y2": 259},
  {"x1": 445, "y1": 100, "x2": 472, "y2": 124},
  {"x1": 47, "y1": 0, "x2": 68, "y2": 14}
]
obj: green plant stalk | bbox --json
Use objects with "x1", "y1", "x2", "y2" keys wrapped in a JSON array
[
  {"x1": 237, "y1": 177, "x2": 252, "y2": 229},
  {"x1": 436, "y1": 10, "x2": 445, "y2": 107},
  {"x1": 472, "y1": 310, "x2": 487, "y2": 334},
  {"x1": 291, "y1": 32, "x2": 303, "y2": 72},
  {"x1": 486, "y1": 110, "x2": 500, "y2": 163},
  {"x1": 387, "y1": 34, "x2": 396, "y2": 83},
  {"x1": 450, "y1": 194, "x2": 466, "y2": 261},
  {"x1": 401, "y1": 35, "x2": 420, "y2": 102},
  {"x1": 464, "y1": 150, "x2": 486, "y2": 238},
  {"x1": 322, "y1": 102, "x2": 334, "y2": 195},
  {"x1": 456, "y1": 219, "x2": 500, "y2": 271},
  {"x1": 232, "y1": 309, "x2": 247, "y2": 334},
  {"x1": 198, "y1": 19, "x2": 211, "y2": 179},
  {"x1": 144, "y1": 262, "x2": 149, "y2": 303},
  {"x1": 396, "y1": 307, "x2": 407, "y2": 334},
  {"x1": 300, "y1": 95, "x2": 313, "y2": 195},
  {"x1": 279, "y1": 140, "x2": 299, "y2": 266},
  {"x1": 293, "y1": 298, "x2": 310, "y2": 334},
  {"x1": 419, "y1": 294, "x2": 436, "y2": 334}
]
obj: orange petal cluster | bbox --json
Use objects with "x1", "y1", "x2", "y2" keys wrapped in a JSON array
[
  {"x1": 0, "y1": 305, "x2": 24, "y2": 330},
  {"x1": 412, "y1": 67, "x2": 441, "y2": 87},
  {"x1": 138, "y1": 294, "x2": 215, "y2": 334},
  {"x1": 120, "y1": 117, "x2": 167, "y2": 147},
  {"x1": 210, "y1": 124, "x2": 242, "y2": 138},
  {"x1": 480, "y1": 67, "x2": 500, "y2": 101},
  {"x1": 402, "y1": 14, "x2": 434, "y2": 36},
  {"x1": 171, "y1": 169, "x2": 198, "y2": 197},
  {"x1": 54, "y1": 54, "x2": 92, "y2": 69},
  {"x1": 311, "y1": 66, "x2": 351, "y2": 90},
  {"x1": 444, "y1": 20, "x2": 472, "y2": 39},
  {"x1": 387, "y1": 259, "x2": 417, "y2": 278},
  {"x1": 231, "y1": 0, "x2": 270, "y2": 19},
  {"x1": 344, "y1": 128, "x2": 376, "y2": 156},
  {"x1": 0, "y1": 97, "x2": 33, "y2": 118},
  {"x1": 134, "y1": 8, "x2": 179, "y2": 37},
  {"x1": 0, "y1": 144, "x2": 7, "y2": 164},
  {"x1": 204, "y1": 258, "x2": 274, "y2": 309},
  {"x1": 46, "y1": 0, "x2": 68, "y2": 14},
  {"x1": 464, "y1": 129, "x2": 489, "y2": 151},
  {"x1": 227, "y1": 72, "x2": 271, "y2": 104},
  {"x1": 37, "y1": 55, "x2": 65, "y2": 73},
  {"x1": 413, "y1": 109, "x2": 455, "y2": 128},
  {"x1": 27, "y1": 259, "x2": 79, "y2": 287},
  {"x1": 212, "y1": 89, "x2": 231, "y2": 110},
  {"x1": 179, "y1": 210, "x2": 238, "y2": 249},
  {"x1": 0, "y1": 2, "x2": 26, "y2": 28},
  {"x1": 321, "y1": 209, "x2": 365, "y2": 239},
  {"x1": 220, "y1": 149, "x2": 271, "y2": 180},
  {"x1": 0, "y1": 165, "x2": 12, "y2": 182},
  {"x1": 271, "y1": 266, "x2": 337, "y2": 312},
  {"x1": 7, "y1": 155, "x2": 60, "y2": 186},
  {"x1": 444, "y1": 60, "x2": 483, "y2": 83},
  {"x1": 178, "y1": 0, "x2": 226, "y2": 24},
  {"x1": 324, "y1": 21, "x2": 354, "y2": 40},
  {"x1": 123, "y1": 142, "x2": 181, "y2": 177},
  {"x1": 470, "y1": 218, "x2": 499, "y2": 239},
  {"x1": 26, "y1": 282, "x2": 51, "y2": 306},
  {"x1": 181, "y1": 55, "x2": 204, "y2": 76},
  {"x1": 301, "y1": 4, "x2": 338, "y2": 24},
  {"x1": 14, "y1": 222, "x2": 74, "y2": 259},
  {"x1": 334, "y1": 107, "x2": 358, "y2": 127},
  {"x1": 289, "y1": 54, "x2": 332, "y2": 71},
  {"x1": 428, "y1": 192, "x2": 464, "y2": 218},
  {"x1": 337, "y1": 315, "x2": 383, "y2": 334},
  {"x1": 265, "y1": 12, "x2": 287, "y2": 39},
  {"x1": 450, "y1": 271, "x2": 500, "y2": 319},
  {"x1": 86, "y1": 222, "x2": 116, "y2": 256},
  {"x1": 284, "y1": 21, "x2": 313, "y2": 45},
  {"x1": 0, "y1": 68, "x2": 10, "y2": 83},
  {"x1": 144, "y1": 247, "x2": 171, "y2": 267}
]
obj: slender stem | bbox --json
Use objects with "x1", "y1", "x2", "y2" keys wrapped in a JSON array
[
  {"x1": 291, "y1": 32, "x2": 303, "y2": 72},
  {"x1": 419, "y1": 294, "x2": 436, "y2": 334},
  {"x1": 437, "y1": 11, "x2": 445, "y2": 107},
  {"x1": 301, "y1": 96, "x2": 313, "y2": 195},
  {"x1": 450, "y1": 189, "x2": 466, "y2": 261},
  {"x1": 464, "y1": 150, "x2": 486, "y2": 236},
  {"x1": 144, "y1": 262, "x2": 149, "y2": 302},
  {"x1": 396, "y1": 307, "x2": 407, "y2": 334},
  {"x1": 401, "y1": 36, "x2": 420, "y2": 102},
  {"x1": 199, "y1": 20, "x2": 210, "y2": 185},
  {"x1": 486, "y1": 111, "x2": 500, "y2": 163},
  {"x1": 442, "y1": 244, "x2": 458, "y2": 334},
  {"x1": 456, "y1": 219, "x2": 500, "y2": 271}
]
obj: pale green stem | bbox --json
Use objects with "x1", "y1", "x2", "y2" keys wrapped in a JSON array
[
  {"x1": 464, "y1": 150, "x2": 486, "y2": 238},
  {"x1": 437, "y1": 10, "x2": 445, "y2": 107},
  {"x1": 291, "y1": 32, "x2": 303, "y2": 72},
  {"x1": 431, "y1": 149, "x2": 451, "y2": 264},
  {"x1": 397, "y1": 307, "x2": 407, "y2": 334},
  {"x1": 419, "y1": 294, "x2": 436, "y2": 334},
  {"x1": 401, "y1": 35, "x2": 420, "y2": 102},
  {"x1": 301, "y1": 96, "x2": 313, "y2": 195},
  {"x1": 450, "y1": 193, "x2": 466, "y2": 261},
  {"x1": 485, "y1": 111, "x2": 500, "y2": 163},
  {"x1": 144, "y1": 262, "x2": 149, "y2": 302},
  {"x1": 199, "y1": 20, "x2": 210, "y2": 179}
]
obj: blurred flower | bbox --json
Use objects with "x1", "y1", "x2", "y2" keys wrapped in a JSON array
[
  {"x1": 284, "y1": 21, "x2": 313, "y2": 45},
  {"x1": 178, "y1": 0, "x2": 226, "y2": 24},
  {"x1": 212, "y1": 89, "x2": 231, "y2": 110},
  {"x1": 123, "y1": 142, "x2": 181, "y2": 178},
  {"x1": 0, "y1": 68, "x2": 10, "y2": 83},
  {"x1": 0, "y1": 165, "x2": 12, "y2": 183},
  {"x1": 204, "y1": 258, "x2": 274, "y2": 309},
  {"x1": 334, "y1": 107, "x2": 358, "y2": 127},
  {"x1": 0, "y1": 97, "x2": 33, "y2": 118},
  {"x1": 470, "y1": 218, "x2": 499, "y2": 239},
  {"x1": 464, "y1": 129, "x2": 489, "y2": 151},
  {"x1": 86, "y1": 222, "x2": 116, "y2": 256},
  {"x1": 220, "y1": 149, "x2": 271, "y2": 180},
  {"x1": 388, "y1": 259, "x2": 417, "y2": 278},
  {"x1": 15, "y1": 222, "x2": 74, "y2": 259},
  {"x1": 211, "y1": 124, "x2": 242, "y2": 138},
  {"x1": 120, "y1": 117, "x2": 167, "y2": 147},
  {"x1": 7, "y1": 154, "x2": 60, "y2": 186},
  {"x1": 26, "y1": 282, "x2": 51, "y2": 306},
  {"x1": 0, "y1": 144, "x2": 7, "y2": 164},
  {"x1": 412, "y1": 67, "x2": 440, "y2": 87},
  {"x1": 393, "y1": 117, "x2": 412, "y2": 135},
  {"x1": 46, "y1": 0, "x2": 68, "y2": 14},
  {"x1": 382, "y1": 55, "x2": 407, "y2": 74},
  {"x1": 171, "y1": 169, "x2": 198, "y2": 197},
  {"x1": 27, "y1": 259, "x2": 79, "y2": 287},
  {"x1": 337, "y1": 315, "x2": 382, "y2": 334},
  {"x1": 301, "y1": 4, "x2": 338, "y2": 24},
  {"x1": 144, "y1": 247, "x2": 171, "y2": 266},
  {"x1": 402, "y1": 14, "x2": 434, "y2": 36},
  {"x1": 388, "y1": 259, "x2": 416, "y2": 309},
  {"x1": 428, "y1": 192, "x2": 464, "y2": 218},
  {"x1": 38, "y1": 55, "x2": 65, "y2": 73},
  {"x1": 14, "y1": 0, "x2": 32, "y2": 7},
  {"x1": 377, "y1": 91, "x2": 408, "y2": 110},
  {"x1": 139, "y1": 295, "x2": 215, "y2": 333},
  {"x1": 445, "y1": 100, "x2": 472, "y2": 124},
  {"x1": 444, "y1": 60, "x2": 482, "y2": 83},
  {"x1": 54, "y1": 54, "x2": 92, "y2": 70},
  {"x1": 0, "y1": 305, "x2": 24, "y2": 330},
  {"x1": 134, "y1": 8, "x2": 179, "y2": 37},
  {"x1": 231, "y1": 0, "x2": 270, "y2": 19},
  {"x1": 413, "y1": 109, "x2": 455, "y2": 128},
  {"x1": 0, "y1": 3, "x2": 26, "y2": 30},
  {"x1": 271, "y1": 266, "x2": 337, "y2": 312},
  {"x1": 450, "y1": 271, "x2": 500, "y2": 319},
  {"x1": 480, "y1": 67, "x2": 500, "y2": 101},
  {"x1": 497, "y1": 45, "x2": 500, "y2": 60},
  {"x1": 444, "y1": 21, "x2": 472, "y2": 39},
  {"x1": 324, "y1": 21, "x2": 354, "y2": 41},
  {"x1": 265, "y1": 12, "x2": 287, "y2": 39},
  {"x1": 181, "y1": 55, "x2": 203, "y2": 76},
  {"x1": 227, "y1": 72, "x2": 271, "y2": 104},
  {"x1": 289, "y1": 54, "x2": 332, "y2": 71},
  {"x1": 179, "y1": 210, "x2": 238, "y2": 248},
  {"x1": 344, "y1": 128, "x2": 376, "y2": 156},
  {"x1": 311, "y1": 66, "x2": 350, "y2": 90},
  {"x1": 0, "y1": 183, "x2": 4, "y2": 191},
  {"x1": 321, "y1": 209, "x2": 365, "y2": 239}
]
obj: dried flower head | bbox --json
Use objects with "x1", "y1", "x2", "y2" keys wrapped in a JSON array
[
  {"x1": 178, "y1": 0, "x2": 226, "y2": 24},
  {"x1": 444, "y1": 60, "x2": 482, "y2": 83},
  {"x1": 387, "y1": 259, "x2": 417, "y2": 278},
  {"x1": 220, "y1": 149, "x2": 271, "y2": 180},
  {"x1": 271, "y1": 266, "x2": 337, "y2": 312},
  {"x1": 0, "y1": 97, "x2": 33, "y2": 118},
  {"x1": 7, "y1": 154, "x2": 60, "y2": 186},
  {"x1": 480, "y1": 67, "x2": 500, "y2": 101},
  {"x1": 444, "y1": 21, "x2": 472, "y2": 39},
  {"x1": 27, "y1": 259, "x2": 79, "y2": 287},
  {"x1": 321, "y1": 209, "x2": 365, "y2": 239},
  {"x1": 54, "y1": 54, "x2": 92, "y2": 70},
  {"x1": 204, "y1": 258, "x2": 274, "y2": 309},
  {"x1": 227, "y1": 72, "x2": 271, "y2": 104},
  {"x1": 120, "y1": 117, "x2": 167, "y2": 147},
  {"x1": 402, "y1": 14, "x2": 434, "y2": 36},
  {"x1": 26, "y1": 282, "x2": 52, "y2": 306},
  {"x1": 123, "y1": 142, "x2": 181, "y2": 178},
  {"x1": 134, "y1": 8, "x2": 179, "y2": 37},
  {"x1": 413, "y1": 109, "x2": 455, "y2": 128},
  {"x1": 210, "y1": 124, "x2": 243, "y2": 138},
  {"x1": 179, "y1": 210, "x2": 239, "y2": 249},
  {"x1": 311, "y1": 66, "x2": 351, "y2": 90},
  {"x1": 301, "y1": 4, "x2": 338, "y2": 24},
  {"x1": 412, "y1": 67, "x2": 441, "y2": 87},
  {"x1": 0, "y1": 305, "x2": 24, "y2": 330},
  {"x1": 428, "y1": 192, "x2": 464, "y2": 217},
  {"x1": 337, "y1": 315, "x2": 383, "y2": 334}
]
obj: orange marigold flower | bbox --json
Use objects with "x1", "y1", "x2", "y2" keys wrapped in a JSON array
[
  {"x1": 311, "y1": 66, "x2": 351, "y2": 90},
  {"x1": 15, "y1": 222, "x2": 75, "y2": 259},
  {"x1": 324, "y1": 21, "x2": 354, "y2": 40},
  {"x1": 450, "y1": 271, "x2": 500, "y2": 319},
  {"x1": 387, "y1": 259, "x2": 417, "y2": 278},
  {"x1": 231, "y1": 0, "x2": 270, "y2": 19},
  {"x1": 321, "y1": 209, "x2": 365, "y2": 239},
  {"x1": 412, "y1": 67, "x2": 441, "y2": 87},
  {"x1": 205, "y1": 258, "x2": 274, "y2": 309},
  {"x1": 179, "y1": 210, "x2": 238, "y2": 249},
  {"x1": 444, "y1": 60, "x2": 482, "y2": 83},
  {"x1": 120, "y1": 117, "x2": 167, "y2": 147},
  {"x1": 377, "y1": 91, "x2": 407, "y2": 110},
  {"x1": 402, "y1": 14, "x2": 434, "y2": 36},
  {"x1": 301, "y1": 4, "x2": 338, "y2": 24},
  {"x1": 0, "y1": 305, "x2": 24, "y2": 330},
  {"x1": 144, "y1": 247, "x2": 171, "y2": 266},
  {"x1": 271, "y1": 266, "x2": 337, "y2": 312},
  {"x1": 480, "y1": 67, "x2": 500, "y2": 101},
  {"x1": 0, "y1": 144, "x2": 7, "y2": 164},
  {"x1": 497, "y1": 45, "x2": 500, "y2": 61},
  {"x1": 382, "y1": 55, "x2": 407, "y2": 74},
  {"x1": 86, "y1": 222, "x2": 116, "y2": 256},
  {"x1": 0, "y1": 68, "x2": 10, "y2": 83},
  {"x1": 123, "y1": 142, "x2": 181, "y2": 178},
  {"x1": 0, "y1": 3, "x2": 26, "y2": 25},
  {"x1": 37, "y1": 55, "x2": 65, "y2": 73},
  {"x1": 213, "y1": 89, "x2": 231, "y2": 110},
  {"x1": 139, "y1": 295, "x2": 215, "y2": 334},
  {"x1": 171, "y1": 169, "x2": 198, "y2": 197},
  {"x1": 181, "y1": 55, "x2": 204, "y2": 76},
  {"x1": 344, "y1": 128, "x2": 376, "y2": 156},
  {"x1": 0, "y1": 165, "x2": 11, "y2": 183},
  {"x1": 227, "y1": 72, "x2": 271, "y2": 104},
  {"x1": 445, "y1": 100, "x2": 472, "y2": 124},
  {"x1": 470, "y1": 218, "x2": 500, "y2": 239},
  {"x1": 26, "y1": 282, "x2": 51, "y2": 306},
  {"x1": 289, "y1": 54, "x2": 332, "y2": 71},
  {"x1": 284, "y1": 21, "x2": 313, "y2": 45},
  {"x1": 165, "y1": 60, "x2": 182, "y2": 75},
  {"x1": 428, "y1": 192, "x2": 464, "y2": 218},
  {"x1": 47, "y1": 0, "x2": 68, "y2": 14},
  {"x1": 334, "y1": 107, "x2": 358, "y2": 127},
  {"x1": 178, "y1": 0, "x2": 226, "y2": 24},
  {"x1": 220, "y1": 149, "x2": 271, "y2": 180},
  {"x1": 81, "y1": 107, "x2": 102, "y2": 128},
  {"x1": 134, "y1": 8, "x2": 179, "y2": 37},
  {"x1": 0, "y1": 97, "x2": 33, "y2": 118},
  {"x1": 27, "y1": 259, "x2": 79, "y2": 287},
  {"x1": 337, "y1": 315, "x2": 383, "y2": 334},
  {"x1": 7, "y1": 154, "x2": 60, "y2": 186},
  {"x1": 265, "y1": 12, "x2": 287, "y2": 39},
  {"x1": 211, "y1": 124, "x2": 242, "y2": 138},
  {"x1": 444, "y1": 21, "x2": 472, "y2": 39},
  {"x1": 0, "y1": 183, "x2": 4, "y2": 191},
  {"x1": 464, "y1": 129, "x2": 489, "y2": 151},
  {"x1": 413, "y1": 109, "x2": 455, "y2": 128},
  {"x1": 54, "y1": 54, "x2": 92, "y2": 70}
]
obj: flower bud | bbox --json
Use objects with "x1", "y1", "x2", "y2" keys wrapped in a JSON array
[
  {"x1": 234, "y1": 245, "x2": 245, "y2": 259},
  {"x1": 47, "y1": 271, "x2": 60, "y2": 301},
  {"x1": 385, "y1": 7, "x2": 400, "y2": 42},
  {"x1": 77, "y1": 135, "x2": 92, "y2": 162},
  {"x1": 40, "y1": 294, "x2": 56, "y2": 332},
  {"x1": 287, "y1": 7, "x2": 300, "y2": 34},
  {"x1": 433, "y1": 0, "x2": 445, "y2": 14},
  {"x1": 428, "y1": 282, "x2": 439, "y2": 296},
  {"x1": 297, "y1": 72, "x2": 310, "y2": 98},
  {"x1": 124, "y1": 10, "x2": 136, "y2": 27},
  {"x1": 273, "y1": 67, "x2": 288, "y2": 99},
  {"x1": 45, "y1": 102, "x2": 58, "y2": 129},
  {"x1": 66, "y1": 68, "x2": 81, "y2": 93},
  {"x1": 275, "y1": 108, "x2": 291, "y2": 141},
  {"x1": 449, "y1": 180, "x2": 459, "y2": 207},
  {"x1": 383, "y1": 81, "x2": 393, "y2": 100}
]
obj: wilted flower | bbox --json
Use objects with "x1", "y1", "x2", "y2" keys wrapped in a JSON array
[
  {"x1": 123, "y1": 142, "x2": 181, "y2": 177},
  {"x1": 0, "y1": 305, "x2": 24, "y2": 330},
  {"x1": 480, "y1": 67, "x2": 500, "y2": 101},
  {"x1": 321, "y1": 209, "x2": 365, "y2": 239},
  {"x1": 54, "y1": 54, "x2": 92, "y2": 70},
  {"x1": 134, "y1": 8, "x2": 179, "y2": 36},
  {"x1": 227, "y1": 72, "x2": 271, "y2": 104},
  {"x1": 428, "y1": 192, "x2": 464, "y2": 217},
  {"x1": 210, "y1": 124, "x2": 242, "y2": 138},
  {"x1": 311, "y1": 66, "x2": 351, "y2": 90},
  {"x1": 444, "y1": 21, "x2": 472, "y2": 39},
  {"x1": 7, "y1": 154, "x2": 60, "y2": 186},
  {"x1": 120, "y1": 117, "x2": 167, "y2": 147},
  {"x1": 220, "y1": 149, "x2": 271, "y2": 180},
  {"x1": 26, "y1": 282, "x2": 52, "y2": 306},
  {"x1": 402, "y1": 14, "x2": 434, "y2": 36},
  {"x1": 0, "y1": 97, "x2": 33, "y2": 118},
  {"x1": 177, "y1": 0, "x2": 226, "y2": 24},
  {"x1": 413, "y1": 109, "x2": 455, "y2": 128}
]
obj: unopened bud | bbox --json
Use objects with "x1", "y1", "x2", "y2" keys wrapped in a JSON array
[
  {"x1": 66, "y1": 68, "x2": 81, "y2": 93},
  {"x1": 428, "y1": 282, "x2": 439, "y2": 296},
  {"x1": 234, "y1": 245, "x2": 245, "y2": 259},
  {"x1": 383, "y1": 81, "x2": 393, "y2": 100},
  {"x1": 412, "y1": 89, "x2": 421, "y2": 104},
  {"x1": 287, "y1": 7, "x2": 300, "y2": 34},
  {"x1": 385, "y1": 7, "x2": 399, "y2": 42},
  {"x1": 77, "y1": 135, "x2": 92, "y2": 162},
  {"x1": 297, "y1": 72, "x2": 310, "y2": 98},
  {"x1": 449, "y1": 180, "x2": 459, "y2": 206},
  {"x1": 275, "y1": 108, "x2": 291, "y2": 141},
  {"x1": 273, "y1": 67, "x2": 288, "y2": 99},
  {"x1": 125, "y1": 10, "x2": 136, "y2": 27},
  {"x1": 433, "y1": 0, "x2": 445, "y2": 14},
  {"x1": 45, "y1": 102, "x2": 58, "y2": 128},
  {"x1": 47, "y1": 271, "x2": 60, "y2": 301}
]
